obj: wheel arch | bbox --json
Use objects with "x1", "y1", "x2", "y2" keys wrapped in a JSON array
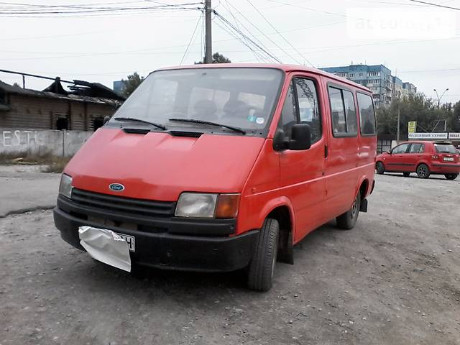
[
  {"x1": 260, "y1": 198, "x2": 295, "y2": 264},
  {"x1": 358, "y1": 177, "x2": 370, "y2": 200}
]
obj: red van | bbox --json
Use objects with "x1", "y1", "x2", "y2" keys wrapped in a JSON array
[{"x1": 54, "y1": 64, "x2": 377, "y2": 291}]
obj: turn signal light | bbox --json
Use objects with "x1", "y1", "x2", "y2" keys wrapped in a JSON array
[{"x1": 215, "y1": 194, "x2": 240, "y2": 219}]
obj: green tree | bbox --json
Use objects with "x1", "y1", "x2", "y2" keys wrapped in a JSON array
[
  {"x1": 376, "y1": 94, "x2": 458, "y2": 139},
  {"x1": 452, "y1": 101, "x2": 460, "y2": 131},
  {"x1": 121, "y1": 72, "x2": 144, "y2": 97},
  {"x1": 195, "y1": 52, "x2": 231, "y2": 64}
]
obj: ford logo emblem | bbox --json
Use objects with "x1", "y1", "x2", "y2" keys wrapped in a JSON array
[{"x1": 109, "y1": 183, "x2": 125, "y2": 192}]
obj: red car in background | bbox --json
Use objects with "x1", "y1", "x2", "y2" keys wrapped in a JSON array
[{"x1": 376, "y1": 141, "x2": 460, "y2": 180}]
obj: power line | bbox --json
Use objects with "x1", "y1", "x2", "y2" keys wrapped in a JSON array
[
  {"x1": 0, "y1": 1, "x2": 202, "y2": 9},
  {"x1": 219, "y1": 1, "x2": 256, "y2": 60},
  {"x1": 180, "y1": 13, "x2": 202, "y2": 65},
  {"x1": 219, "y1": 1, "x2": 281, "y2": 62},
  {"x1": 0, "y1": 2, "x2": 202, "y2": 16},
  {"x1": 213, "y1": 11, "x2": 282, "y2": 63},
  {"x1": 242, "y1": 0, "x2": 314, "y2": 67},
  {"x1": 213, "y1": 17, "x2": 267, "y2": 62},
  {"x1": 221, "y1": 0, "x2": 302, "y2": 65},
  {"x1": 407, "y1": 0, "x2": 460, "y2": 10}
]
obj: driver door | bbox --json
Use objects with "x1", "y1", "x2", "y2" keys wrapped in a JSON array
[
  {"x1": 277, "y1": 75, "x2": 327, "y2": 242},
  {"x1": 386, "y1": 143, "x2": 410, "y2": 171}
]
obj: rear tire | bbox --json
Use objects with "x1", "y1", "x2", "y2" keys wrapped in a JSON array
[
  {"x1": 416, "y1": 164, "x2": 430, "y2": 179},
  {"x1": 247, "y1": 218, "x2": 279, "y2": 292},
  {"x1": 336, "y1": 191, "x2": 361, "y2": 230},
  {"x1": 403, "y1": 172, "x2": 410, "y2": 177},
  {"x1": 376, "y1": 162, "x2": 385, "y2": 174},
  {"x1": 445, "y1": 173, "x2": 458, "y2": 180}
]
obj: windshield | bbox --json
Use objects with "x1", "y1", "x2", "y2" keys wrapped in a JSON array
[
  {"x1": 434, "y1": 144, "x2": 457, "y2": 154},
  {"x1": 111, "y1": 67, "x2": 284, "y2": 134}
]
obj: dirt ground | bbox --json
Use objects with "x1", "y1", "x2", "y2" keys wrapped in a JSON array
[{"x1": 0, "y1": 173, "x2": 459, "y2": 345}]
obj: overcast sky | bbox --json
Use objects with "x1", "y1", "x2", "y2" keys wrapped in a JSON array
[{"x1": 0, "y1": 0, "x2": 459, "y2": 104}]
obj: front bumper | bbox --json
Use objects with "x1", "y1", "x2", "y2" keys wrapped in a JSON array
[{"x1": 54, "y1": 206, "x2": 258, "y2": 272}]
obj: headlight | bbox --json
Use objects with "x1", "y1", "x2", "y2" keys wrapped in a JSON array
[
  {"x1": 175, "y1": 193, "x2": 240, "y2": 218},
  {"x1": 59, "y1": 174, "x2": 73, "y2": 199},
  {"x1": 175, "y1": 193, "x2": 217, "y2": 218}
]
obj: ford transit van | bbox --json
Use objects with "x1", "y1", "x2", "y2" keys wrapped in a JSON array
[{"x1": 54, "y1": 64, "x2": 377, "y2": 291}]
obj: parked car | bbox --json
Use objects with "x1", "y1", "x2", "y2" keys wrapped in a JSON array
[
  {"x1": 54, "y1": 64, "x2": 377, "y2": 291},
  {"x1": 376, "y1": 140, "x2": 460, "y2": 180}
]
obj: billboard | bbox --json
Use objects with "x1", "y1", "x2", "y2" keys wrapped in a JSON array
[{"x1": 408, "y1": 133, "x2": 448, "y2": 139}]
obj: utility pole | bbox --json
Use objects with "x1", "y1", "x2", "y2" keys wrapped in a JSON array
[
  {"x1": 204, "y1": 0, "x2": 212, "y2": 64},
  {"x1": 397, "y1": 102, "x2": 400, "y2": 143}
]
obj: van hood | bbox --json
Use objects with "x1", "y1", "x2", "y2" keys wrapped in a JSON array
[{"x1": 65, "y1": 128, "x2": 265, "y2": 201}]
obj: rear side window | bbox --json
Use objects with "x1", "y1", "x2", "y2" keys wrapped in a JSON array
[
  {"x1": 409, "y1": 143, "x2": 424, "y2": 153},
  {"x1": 357, "y1": 93, "x2": 376, "y2": 135},
  {"x1": 435, "y1": 144, "x2": 457, "y2": 154},
  {"x1": 328, "y1": 86, "x2": 358, "y2": 137}
]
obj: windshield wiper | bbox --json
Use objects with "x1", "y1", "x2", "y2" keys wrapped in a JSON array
[
  {"x1": 168, "y1": 118, "x2": 246, "y2": 135},
  {"x1": 114, "y1": 117, "x2": 166, "y2": 130}
]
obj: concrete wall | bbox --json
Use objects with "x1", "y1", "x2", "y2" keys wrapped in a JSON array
[{"x1": 0, "y1": 128, "x2": 93, "y2": 157}]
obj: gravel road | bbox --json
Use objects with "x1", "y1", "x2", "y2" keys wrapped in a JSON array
[{"x1": 0, "y1": 173, "x2": 459, "y2": 345}]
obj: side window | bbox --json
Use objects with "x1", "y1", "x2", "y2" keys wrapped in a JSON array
[
  {"x1": 329, "y1": 87, "x2": 346, "y2": 135},
  {"x1": 279, "y1": 78, "x2": 322, "y2": 145},
  {"x1": 392, "y1": 143, "x2": 410, "y2": 154},
  {"x1": 343, "y1": 90, "x2": 357, "y2": 135},
  {"x1": 328, "y1": 86, "x2": 357, "y2": 137},
  {"x1": 295, "y1": 79, "x2": 321, "y2": 144},
  {"x1": 409, "y1": 143, "x2": 423, "y2": 153},
  {"x1": 357, "y1": 93, "x2": 376, "y2": 135}
]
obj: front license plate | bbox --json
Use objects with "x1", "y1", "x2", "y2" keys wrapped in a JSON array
[
  {"x1": 444, "y1": 157, "x2": 454, "y2": 161},
  {"x1": 117, "y1": 233, "x2": 135, "y2": 252}
]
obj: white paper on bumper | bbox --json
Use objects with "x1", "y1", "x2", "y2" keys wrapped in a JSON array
[{"x1": 78, "y1": 226, "x2": 131, "y2": 272}]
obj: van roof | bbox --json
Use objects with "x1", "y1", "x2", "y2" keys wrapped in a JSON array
[{"x1": 155, "y1": 63, "x2": 371, "y2": 93}]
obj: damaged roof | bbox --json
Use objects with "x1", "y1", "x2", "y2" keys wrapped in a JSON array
[{"x1": 0, "y1": 79, "x2": 124, "y2": 107}]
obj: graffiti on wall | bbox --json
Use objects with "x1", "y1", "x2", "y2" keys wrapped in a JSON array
[{"x1": 1, "y1": 130, "x2": 38, "y2": 147}]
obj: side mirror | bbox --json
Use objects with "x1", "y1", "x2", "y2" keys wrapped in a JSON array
[
  {"x1": 289, "y1": 124, "x2": 311, "y2": 150},
  {"x1": 273, "y1": 129, "x2": 288, "y2": 151},
  {"x1": 103, "y1": 115, "x2": 111, "y2": 125},
  {"x1": 273, "y1": 124, "x2": 312, "y2": 151}
]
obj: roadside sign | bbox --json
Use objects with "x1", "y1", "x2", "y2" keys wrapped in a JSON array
[
  {"x1": 408, "y1": 133, "x2": 448, "y2": 139},
  {"x1": 408, "y1": 121, "x2": 417, "y2": 134},
  {"x1": 448, "y1": 133, "x2": 460, "y2": 139}
]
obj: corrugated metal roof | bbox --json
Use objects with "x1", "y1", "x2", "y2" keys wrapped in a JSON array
[{"x1": 0, "y1": 80, "x2": 122, "y2": 107}]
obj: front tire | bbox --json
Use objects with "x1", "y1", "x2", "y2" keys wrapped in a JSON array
[
  {"x1": 247, "y1": 218, "x2": 279, "y2": 292},
  {"x1": 376, "y1": 162, "x2": 385, "y2": 174},
  {"x1": 336, "y1": 191, "x2": 361, "y2": 230},
  {"x1": 416, "y1": 164, "x2": 430, "y2": 179},
  {"x1": 445, "y1": 173, "x2": 458, "y2": 180}
]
